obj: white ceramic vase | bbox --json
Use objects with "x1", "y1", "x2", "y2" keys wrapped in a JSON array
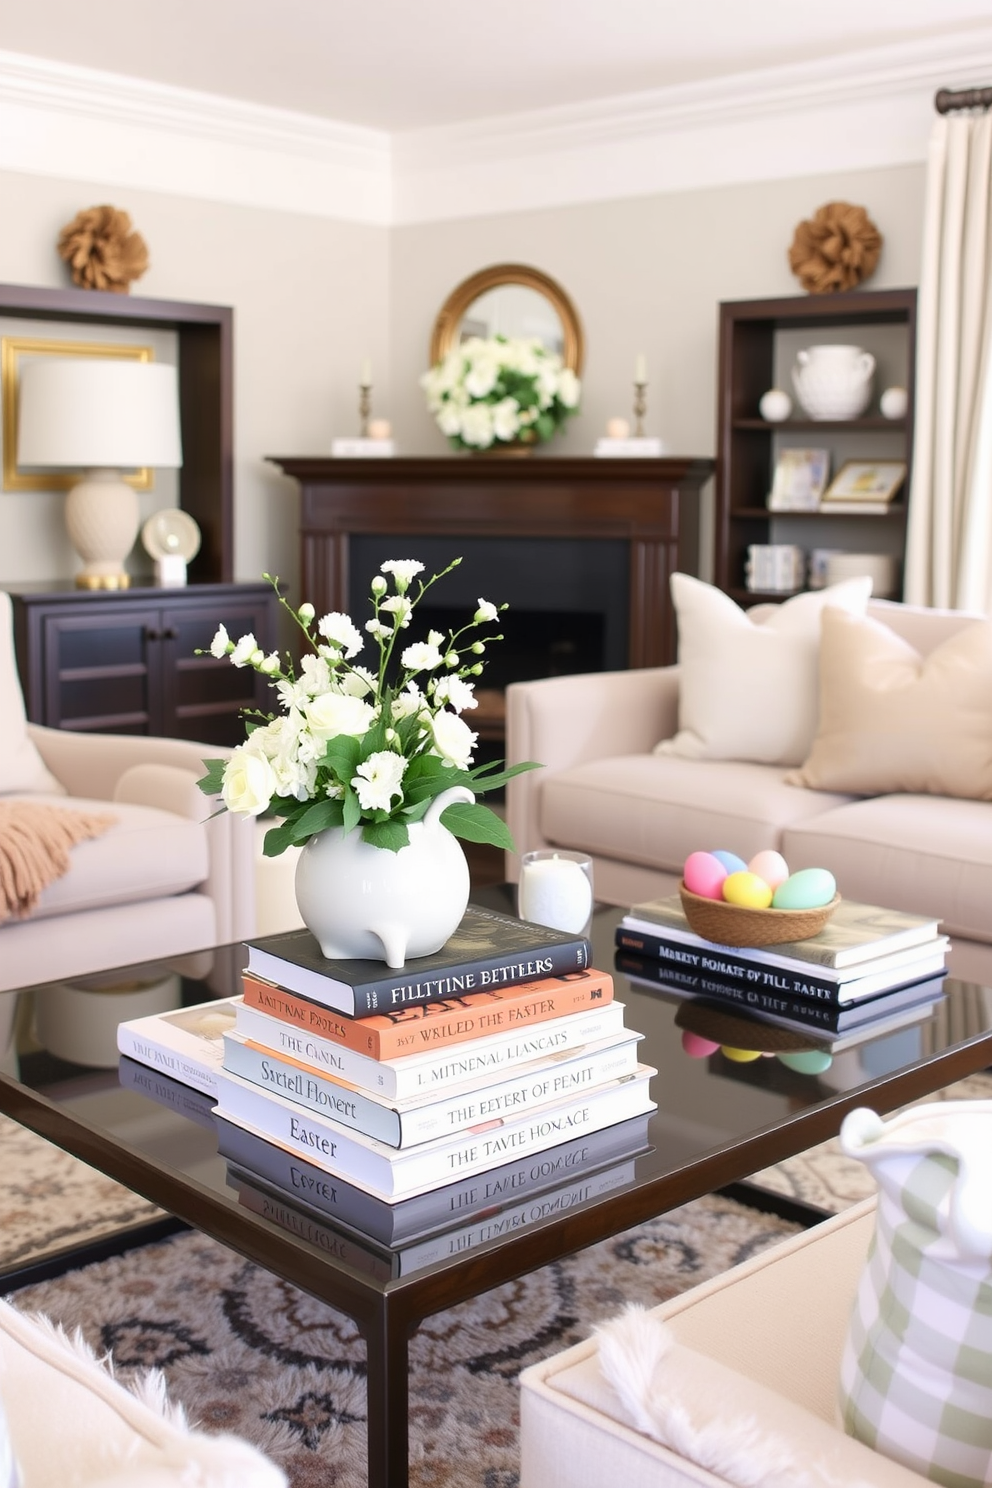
[
  {"x1": 791, "y1": 344, "x2": 875, "y2": 420},
  {"x1": 293, "y1": 785, "x2": 474, "y2": 968}
]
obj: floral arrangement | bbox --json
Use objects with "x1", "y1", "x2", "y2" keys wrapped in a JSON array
[
  {"x1": 197, "y1": 559, "x2": 537, "y2": 857},
  {"x1": 420, "y1": 335, "x2": 580, "y2": 451}
]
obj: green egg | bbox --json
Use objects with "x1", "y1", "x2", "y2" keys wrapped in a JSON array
[
  {"x1": 772, "y1": 867, "x2": 836, "y2": 910},
  {"x1": 777, "y1": 1049, "x2": 834, "y2": 1075}
]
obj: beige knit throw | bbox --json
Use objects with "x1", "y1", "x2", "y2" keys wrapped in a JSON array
[{"x1": 0, "y1": 800, "x2": 116, "y2": 922}]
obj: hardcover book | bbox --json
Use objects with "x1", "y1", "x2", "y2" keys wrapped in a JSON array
[
  {"x1": 222, "y1": 1026, "x2": 643, "y2": 1148},
  {"x1": 212, "y1": 1064, "x2": 657, "y2": 1199},
  {"x1": 117, "y1": 996, "x2": 239, "y2": 1096},
  {"x1": 628, "y1": 895, "x2": 940, "y2": 969},
  {"x1": 241, "y1": 966, "x2": 614, "y2": 1060},
  {"x1": 234, "y1": 995, "x2": 627, "y2": 1100},
  {"x1": 117, "y1": 1054, "x2": 220, "y2": 1128},
  {"x1": 245, "y1": 903, "x2": 591, "y2": 1017},
  {"x1": 615, "y1": 922, "x2": 947, "y2": 1003},
  {"x1": 214, "y1": 1108, "x2": 654, "y2": 1245}
]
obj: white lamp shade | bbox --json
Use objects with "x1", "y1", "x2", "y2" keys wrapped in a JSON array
[{"x1": 17, "y1": 358, "x2": 183, "y2": 469}]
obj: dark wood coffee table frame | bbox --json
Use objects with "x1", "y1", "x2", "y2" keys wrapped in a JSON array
[{"x1": 1, "y1": 920, "x2": 990, "y2": 1488}]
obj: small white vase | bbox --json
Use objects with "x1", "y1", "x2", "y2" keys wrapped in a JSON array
[
  {"x1": 293, "y1": 785, "x2": 474, "y2": 968},
  {"x1": 792, "y1": 344, "x2": 875, "y2": 420}
]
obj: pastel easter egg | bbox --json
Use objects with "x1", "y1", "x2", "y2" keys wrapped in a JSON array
[
  {"x1": 722, "y1": 871, "x2": 774, "y2": 909},
  {"x1": 683, "y1": 850, "x2": 728, "y2": 900},
  {"x1": 777, "y1": 1049, "x2": 834, "y2": 1075},
  {"x1": 747, "y1": 849, "x2": 790, "y2": 891},
  {"x1": 772, "y1": 867, "x2": 837, "y2": 911},
  {"x1": 722, "y1": 1046, "x2": 762, "y2": 1062},
  {"x1": 711, "y1": 849, "x2": 748, "y2": 875},
  {"x1": 681, "y1": 1030, "x2": 720, "y2": 1058}
]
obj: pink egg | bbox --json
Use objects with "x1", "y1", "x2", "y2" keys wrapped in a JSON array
[
  {"x1": 747, "y1": 849, "x2": 790, "y2": 890},
  {"x1": 683, "y1": 850, "x2": 728, "y2": 900},
  {"x1": 681, "y1": 1030, "x2": 720, "y2": 1058}
]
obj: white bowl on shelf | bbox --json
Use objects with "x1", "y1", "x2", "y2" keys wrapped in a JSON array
[{"x1": 825, "y1": 552, "x2": 898, "y2": 598}]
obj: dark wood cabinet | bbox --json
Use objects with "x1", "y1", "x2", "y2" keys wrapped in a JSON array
[
  {"x1": 9, "y1": 583, "x2": 277, "y2": 747},
  {"x1": 715, "y1": 288, "x2": 917, "y2": 603}
]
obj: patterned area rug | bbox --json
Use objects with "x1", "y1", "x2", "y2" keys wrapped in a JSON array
[{"x1": 4, "y1": 1191, "x2": 799, "y2": 1488}]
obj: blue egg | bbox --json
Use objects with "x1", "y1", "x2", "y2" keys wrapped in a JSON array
[
  {"x1": 777, "y1": 1049, "x2": 834, "y2": 1075},
  {"x1": 772, "y1": 867, "x2": 837, "y2": 911},
  {"x1": 711, "y1": 849, "x2": 748, "y2": 875}
]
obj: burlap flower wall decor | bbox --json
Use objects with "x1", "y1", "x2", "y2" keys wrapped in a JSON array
[
  {"x1": 788, "y1": 201, "x2": 882, "y2": 294},
  {"x1": 56, "y1": 205, "x2": 150, "y2": 294}
]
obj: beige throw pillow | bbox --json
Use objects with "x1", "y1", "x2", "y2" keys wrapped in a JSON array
[
  {"x1": 657, "y1": 573, "x2": 873, "y2": 767},
  {"x1": 787, "y1": 607, "x2": 992, "y2": 800},
  {"x1": 0, "y1": 592, "x2": 62, "y2": 796}
]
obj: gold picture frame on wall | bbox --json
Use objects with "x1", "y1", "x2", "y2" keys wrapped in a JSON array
[{"x1": 2, "y1": 336, "x2": 156, "y2": 492}]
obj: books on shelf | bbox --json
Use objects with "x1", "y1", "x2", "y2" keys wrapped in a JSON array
[
  {"x1": 215, "y1": 1108, "x2": 653, "y2": 1246},
  {"x1": 212, "y1": 1063, "x2": 657, "y2": 1199},
  {"x1": 222, "y1": 1025, "x2": 644, "y2": 1148},
  {"x1": 117, "y1": 997, "x2": 239, "y2": 1097},
  {"x1": 241, "y1": 965, "x2": 614, "y2": 1060},
  {"x1": 245, "y1": 904, "x2": 591, "y2": 1016}
]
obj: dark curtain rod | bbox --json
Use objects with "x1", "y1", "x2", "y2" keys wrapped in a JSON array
[{"x1": 935, "y1": 86, "x2": 992, "y2": 114}]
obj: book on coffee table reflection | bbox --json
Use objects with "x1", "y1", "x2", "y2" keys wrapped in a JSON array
[
  {"x1": 117, "y1": 997, "x2": 239, "y2": 1097},
  {"x1": 243, "y1": 903, "x2": 591, "y2": 1017}
]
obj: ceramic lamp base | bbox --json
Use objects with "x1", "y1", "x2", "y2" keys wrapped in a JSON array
[{"x1": 65, "y1": 469, "x2": 139, "y2": 590}]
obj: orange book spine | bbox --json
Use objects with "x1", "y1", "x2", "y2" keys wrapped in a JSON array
[{"x1": 241, "y1": 969, "x2": 614, "y2": 1060}]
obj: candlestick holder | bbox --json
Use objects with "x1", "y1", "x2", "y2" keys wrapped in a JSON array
[
  {"x1": 633, "y1": 381, "x2": 647, "y2": 438},
  {"x1": 359, "y1": 380, "x2": 372, "y2": 437}
]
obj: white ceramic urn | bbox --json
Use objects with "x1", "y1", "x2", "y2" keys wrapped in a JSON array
[{"x1": 791, "y1": 344, "x2": 875, "y2": 420}]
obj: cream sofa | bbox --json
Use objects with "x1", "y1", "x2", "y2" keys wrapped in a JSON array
[
  {"x1": 0, "y1": 590, "x2": 256, "y2": 998},
  {"x1": 519, "y1": 1196, "x2": 930, "y2": 1488},
  {"x1": 505, "y1": 597, "x2": 992, "y2": 983}
]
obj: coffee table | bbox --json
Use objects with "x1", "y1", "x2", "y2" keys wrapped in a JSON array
[{"x1": 1, "y1": 891, "x2": 991, "y2": 1488}]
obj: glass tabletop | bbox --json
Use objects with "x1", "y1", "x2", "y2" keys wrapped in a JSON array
[{"x1": 2, "y1": 891, "x2": 991, "y2": 1306}]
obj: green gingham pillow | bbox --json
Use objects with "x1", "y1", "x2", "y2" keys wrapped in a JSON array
[{"x1": 839, "y1": 1114, "x2": 992, "y2": 1487}]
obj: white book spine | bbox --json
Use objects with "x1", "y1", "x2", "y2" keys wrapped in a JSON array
[
  {"x1": 117, "y1": 997, "x2": 239, "y2": 1096},
  {"x1": 213, "y1": 1065, "x2": 657, "y2": 1198},
  {"x1": 234, "y1": 998, "x2": 627, "y2": 1099},
  {"x1": 222, "y1": 1029, "x2": 643, "y2": 1148}
]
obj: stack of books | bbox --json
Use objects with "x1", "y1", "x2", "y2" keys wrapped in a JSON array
[
  {"x1": 118, "y1": 902, "x2": 656, "y2": 1258},
  {"x1": 614, "y1": 894, "x2": 949, "y2": 1042}
]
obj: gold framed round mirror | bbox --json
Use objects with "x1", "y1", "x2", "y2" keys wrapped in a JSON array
[{"x1": 428, "y1": 264, "x2": 585, "y2": 374}]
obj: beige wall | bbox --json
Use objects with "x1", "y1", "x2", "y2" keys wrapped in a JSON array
[{"x1": 0, "y1": 168, "x2": 390, "y2": 593}]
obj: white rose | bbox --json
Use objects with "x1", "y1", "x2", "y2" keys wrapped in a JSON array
[
  {"x1": 558, "y1": 368, "x2": 581, "y2": 409},
  {"x1": 459, "y1": 404, "x2": 495, "y2": 448},
  {"x1": 222, "y1": 745, "x2": 276, "y2": 816},
  {"x1": 492, "y1": 397, "x2": 521, "y2": 442},
  {"x1": 305, "y1": 691, "x2": 375, "y2": 741},
  {"x1": 430, "y1": 710, "x2": 477, "y2": 769}
]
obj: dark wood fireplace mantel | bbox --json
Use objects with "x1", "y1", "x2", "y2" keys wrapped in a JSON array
[{"x1": 269, "y1": 456, "x2": 713, "y2": 668}]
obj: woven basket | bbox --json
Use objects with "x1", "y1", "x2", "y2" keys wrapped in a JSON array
[
  {"x1": 674, "y1": 1000, "x2": 814, "y2": 1053},
  {"x1": 679, "y1": 883, "x2": 840, "y2": 947}
]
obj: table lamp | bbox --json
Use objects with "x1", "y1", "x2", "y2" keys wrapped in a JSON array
[{"x1": 17, "y1": 357, "x2": 183, "y2": 590}]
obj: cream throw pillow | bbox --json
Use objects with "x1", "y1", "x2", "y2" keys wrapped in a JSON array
[
  {"x1": 0, "y1": 592, "x2": 62, "y2": 796},
  {"x1": 787, "y1": 607, "x2": 992, "y2": 799},
  {"x1": 657, "y1": 574, "x2": 873, "y2": 766}
]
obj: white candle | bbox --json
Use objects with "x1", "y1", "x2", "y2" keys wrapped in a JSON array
[
  {"x1": 518, "y1": 855, "x2": 593, "y2": 935},
  {"x1": 635, "y1": 354, "x2": 647, "y2": 384},
  {"x1": 360, "y1": 358, "x2": 372, "y2": 386}
]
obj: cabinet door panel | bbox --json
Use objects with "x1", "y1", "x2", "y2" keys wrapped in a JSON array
[{"x1": 44, "y1": 608, "x2": 162, "y2": 732}]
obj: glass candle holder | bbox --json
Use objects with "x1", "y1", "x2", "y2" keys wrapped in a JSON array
[{"x1": 517, "y1": 849, "x2": 594, "y2": 936}]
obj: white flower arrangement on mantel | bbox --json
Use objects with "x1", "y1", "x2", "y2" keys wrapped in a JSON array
[
  {"x1": 197, "y1": 559, "x2": 537, "y2": 856},
  {"x1": 420, "y1": 335, "x2": 581, "y2": 452}
]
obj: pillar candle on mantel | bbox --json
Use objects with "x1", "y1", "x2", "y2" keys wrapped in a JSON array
[
  {"x1": 360, "y1": 358, "x2": 372, "y2": 387},
  {"x1": 518, "y1": 850, "x2": 594, "y2": 935},
  {"x1": 635, "y1": 354, "x2": 647, "y2": 384}
]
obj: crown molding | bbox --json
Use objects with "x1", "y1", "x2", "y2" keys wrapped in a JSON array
[{"x1": 1, "y1": 31, "x2": 991, "y2": 227}]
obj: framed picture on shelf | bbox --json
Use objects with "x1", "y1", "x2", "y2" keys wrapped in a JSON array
[
  {"x1": 766, "y1": 448, "x2": 830, "y2": 511},
  {"x1": 821, "y1": 460, "x2": 907, "y2": 507}
]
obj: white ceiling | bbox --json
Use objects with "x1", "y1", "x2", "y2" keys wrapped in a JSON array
[{"x1": 3, "y1": 0, "x2": 992, "y2": 132}]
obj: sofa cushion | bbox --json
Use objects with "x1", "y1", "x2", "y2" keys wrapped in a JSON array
[
  {"x1": 657, "y1": 574, "x2": 872, "y2": 767},
  {"x1": 787, "y1": 608, "x2": 992, "y2": 800},
  {"x1": 0, "y1": 593, "x2": 63, "y2": 797},
  {"x1": 783, "y1": 794, "x2": 992, "y2": 944},
  {"x1": 4, "y1": 794, "x2": 209, "y2": 922},
  {"x1": 540, "y1": 755, "x2": 855, "y2": 874}
]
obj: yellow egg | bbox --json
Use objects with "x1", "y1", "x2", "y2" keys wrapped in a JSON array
[
  {"x1": 722, "y1": 1046, "x2": 762, "y2": 1062},
  {"x1": 721, "y1": 870, "x2": 774, "y2": 909}
]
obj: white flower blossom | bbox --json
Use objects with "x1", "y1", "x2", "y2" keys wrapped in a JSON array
[
  {"x1": 338, "y1": 666, "x2": 376, "y2": 697},
  {"x1": 380, "y1": 595, "x2": 413, "y2": 628},
  {"x1": 391, "y1": 684, "x2": 424, "y2": 720},
  {"x1": 380, "y1": 560, "x2": 424, "y2": 590},
  {"x1": 259, "y1": 652, "x2": 281, "y2": 675},
  {"x1": 305, "y1": 691, "x2": 376, "y2": 742},
  {"x1": 558, "y1": 368, "x2": 581, "y2": 408},
  {"x1": 492, "y1": 397, "x2": 521, "y2": 442},
  {"x1": 352, "y1": 751, "x2": 407, "y2": 812},
  {"x1": 401, "y1": 641, "x2": 443, "y2": 672},
  {"x1": 221, "y1": 743, "x2": 276, "y2": 816},
  {"x1": 474, "y1": 599, "x2": 498, "y2": 623},
  {"x1": 317, "y1": 612, "x2": 363, "y2": 657},
  {"x1": 366, "y1": 618, "x2": 391, "y2": 638},
  {"x1": 298, "y1": 602, "x2": 315, "y2": 622},
  {"x1": 430, "y1": 710, "x2": 477, "y2": 769},
  {"x1": 230, "y1": 633, "x2": 258, "y2": 668},
  {"x1": 432, "y1": 675, "x2": 477, "y2": 713},
  {"x1": 209, "y1": 625, "x2": 230, "y2": 659},
  {"x1": 459, "y1": 403, "x2": 495, "y2": 448}
]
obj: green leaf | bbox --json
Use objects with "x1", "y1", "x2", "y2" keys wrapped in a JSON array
[
  {"x1": 262, "y1": 818, "x2": 300, "y2": 857},
  {"x1": 342, "y1": 784, "x2": 362, "y2": 836},
  {"x1": 467, "y1": 759, "x2": 542, "y2": 792},
  {"x1": 362, "y1": 818, "x2": 410, "y2": 852},
  {"x1": 197, "y1": 759, "x2": 227, "y2": 796},
  {"x1": 320, "y1": 735, "x2": 362, "y2": 777},
  {"x1": 292, "y1": 798, "x2": 344, "y2": 839},
  {"x1": 441, "y1": 801, "x2": 516, "y2": 851}
]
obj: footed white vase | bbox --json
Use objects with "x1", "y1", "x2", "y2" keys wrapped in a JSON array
[{"x1": 293, "y1": 786, "x2": 474, "y2": 968}]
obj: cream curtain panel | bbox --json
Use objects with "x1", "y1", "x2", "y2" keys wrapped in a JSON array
[{"x1": 904, "y1": 110, "x2": 992, "y2": 612}]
